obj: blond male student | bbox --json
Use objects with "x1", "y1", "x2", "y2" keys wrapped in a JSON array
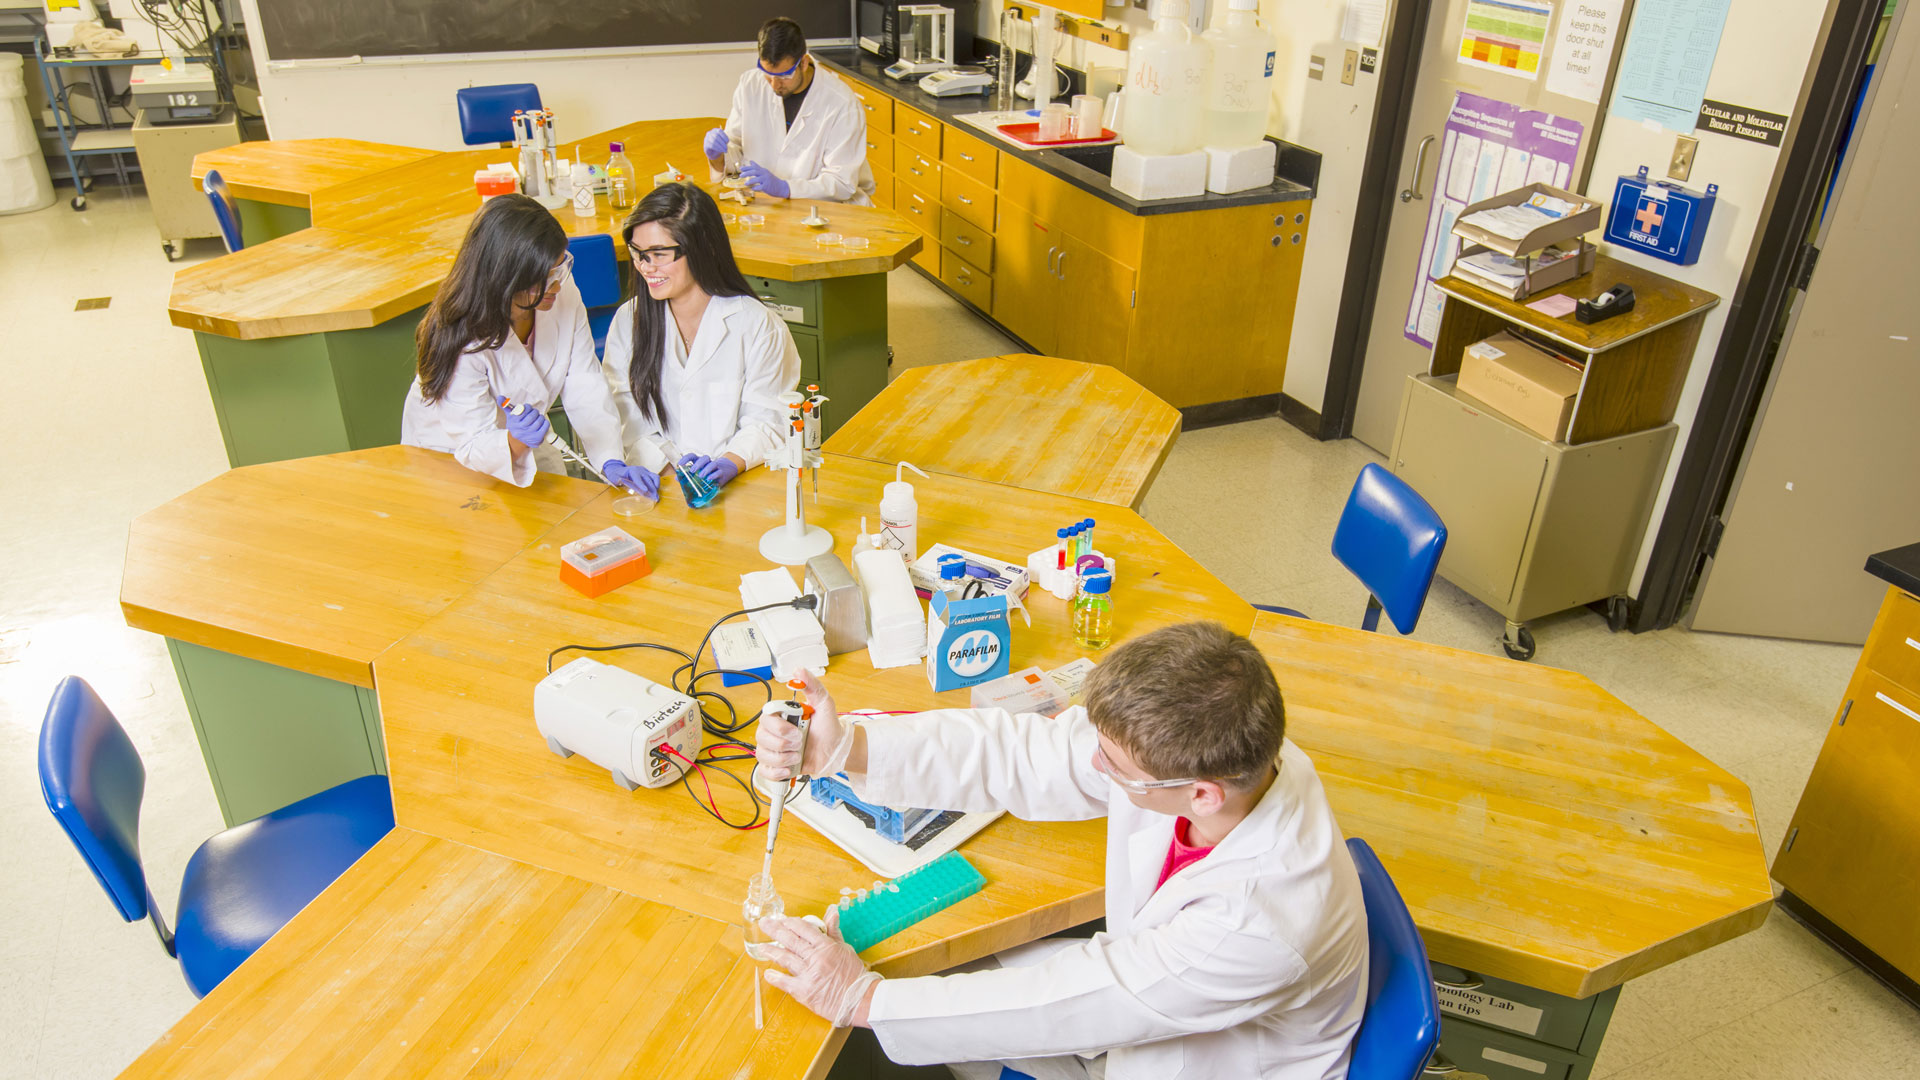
[{"x1": 754, "y1": 622, "x2": 1370, "y2": 1080}]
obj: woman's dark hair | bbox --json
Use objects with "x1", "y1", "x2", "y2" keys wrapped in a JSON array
[
  {"x1": 414, "y1": 193, "x2": 568, "y2": 403},
  {"x1": 620, "y1": 182, "x2": 756, "y2": 428}
]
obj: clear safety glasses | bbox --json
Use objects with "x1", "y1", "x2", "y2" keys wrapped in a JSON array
[
  {"x1": 545, "y1": 251, "x2": 574, "y2": 288},
  {"x1": 1093, "y1": 745, "x2": 1197, "y2": 795},
  {"x1": 758, "y1": 55, "x2": 804, "y2": 79}
]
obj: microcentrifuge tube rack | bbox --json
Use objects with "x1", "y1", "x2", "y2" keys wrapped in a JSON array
[{"x1": 835, "y1": 851, "x2": 986, "y2": 955}]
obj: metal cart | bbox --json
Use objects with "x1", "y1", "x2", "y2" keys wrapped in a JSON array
[{"x1": 34, "y1": 34, "x2": 161, "y2": 209}]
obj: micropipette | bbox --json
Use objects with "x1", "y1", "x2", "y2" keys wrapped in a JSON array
[
  {"x1": 503, "y1": 400, "x2": 610, "y2": 483},
  {"x1": 760, "y1": 681, "x2": 814, "y2": 882}
]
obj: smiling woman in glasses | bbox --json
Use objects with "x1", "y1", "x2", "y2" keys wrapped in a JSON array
[
  {"x1": 701, "y1": 17, "x2": 876, "y2": 206},
  {"x1": 601, "y1": 183, "x2": 802, "y2": 491},
  {"x1": 400, "y1": 193, "x2": 649, "y2": 494}
]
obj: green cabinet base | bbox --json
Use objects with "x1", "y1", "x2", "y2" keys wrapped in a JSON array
[
  {"x1": 166, "y1": 639, "x2": 386, "y2": 827},
  {"x1": 195, "y1": 307, "x2": 424, "y2": 468},
  {"x1": 234, "y1": 197, "x2": 311, "y2": 249},
  {"x1": 746, "y1": 273, "x2": 890, "y2": 438},
  {"x1": 1431, "y1": 977, "x2": 1620, "y2": 1080}
]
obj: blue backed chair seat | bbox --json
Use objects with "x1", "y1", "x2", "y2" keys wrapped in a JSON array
[
  {"x1": 567, "y1": 233, "x2": 623, "y2": 361},
  {"x1": 1347, "y1": 837, "x2": 1442, "y2": 1080},
  {"x1": 204, "y1": 168, "x2": 243, "y2": 253},
  {"x1": 1260, "y1": 463, "x2": 1447, "y2": 636},
  {"x1": 175, "y1": 774, "x2": 394, "y2": 996},
  {"x1": 456, "y1": 83, "x2": 542, "y2": 147}
]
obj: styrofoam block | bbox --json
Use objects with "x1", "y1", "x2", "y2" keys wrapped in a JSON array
[
  {"x1": 1110, "y1": 146, "x2": 1207, "y2": 202},
  {"x1": 1204, "y1": 140, "x2": 1277, "y2": 195}
]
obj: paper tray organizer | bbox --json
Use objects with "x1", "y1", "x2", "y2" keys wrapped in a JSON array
[{"x1": 1449, "y1": 182, "x2": 1603, "y2": 301}]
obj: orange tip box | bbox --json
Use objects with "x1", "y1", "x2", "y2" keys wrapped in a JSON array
[{"x1": 560, "y1": 527, "x2": 651, "y2": 597}]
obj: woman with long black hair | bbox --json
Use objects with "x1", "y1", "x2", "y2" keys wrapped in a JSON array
[
  {"x1": 401, "y1": 194, "x2": 652, "y2": 494},
  {"x1": 603, "y1": 183, "x2": 801, "y2": 490}
]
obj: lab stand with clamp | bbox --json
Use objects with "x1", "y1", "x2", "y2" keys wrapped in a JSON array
[{"x1": 34, "y1": 34, "x2": 162, "y2": 209}]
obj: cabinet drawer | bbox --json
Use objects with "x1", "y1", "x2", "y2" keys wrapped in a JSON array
[
  {"x1": 941, "y1": 125, "x2": 998, "y2": 187},
  {"x1": 864, "y1": 129, "x2": 894, "y2": 172},
  {"x1": 896, "y1": 103, "x2": 942, "y2": 157},
  {"x1": 895, "y1": 143, "x2": 940, "y2": 192},
  {"x1": 939, "y1": 248, "x2": 992, "y2": 311},
  {"x1": 939, "y1": 208, "x2": 994, "y2": 271},
  {"x1": 999, "y1": 154, "x2": 1143, "y2": 268},
  {"x1": 849, "y1": 82, "x2": 893, "y2": 134},
  {"x1": 869, "y1": 168, "x2": 894, "y2": 209},
  {"x1": 1863, "y1": 587, "x2": 1920, "y2": 695},
  {"x1": 744, "y1": 275, "x2": 818, "y2": 328},
  {"x1": 897, "y1": 183, "x2": 939, "y2": 237},
  {"x1": 941, "y1": 167, "x2": 996, "y2": 232},
  {"x1": 1429, "y1": 964, "x2": 1600, "y2": 1052},
  {"x1": 1435, "y1": 1016, "x2": 1575, "y2": 1080}
]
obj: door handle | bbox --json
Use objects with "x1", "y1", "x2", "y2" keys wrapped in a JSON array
[
  {"x1": 1400, "y1": 134, "x2": 1437, "y2": 203},
  {"x1": 1046, "y1": 246, "x2": 1058, "y2": 275},
  {"x1": 1056, "y1": 250, "x2": 1068, "y2": 279}
]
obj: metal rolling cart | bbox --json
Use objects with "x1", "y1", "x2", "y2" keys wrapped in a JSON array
[{"x1": 33, "y1": 33, "x2": 160, "y2": 209}]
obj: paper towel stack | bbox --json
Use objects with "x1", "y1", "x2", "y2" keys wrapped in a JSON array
[
  {"x1": 739, "y1": 568, "x2": 829, "y2": 680},
  {"x1": 853, "y1": 547, "x2": 926, "y2": 669}
]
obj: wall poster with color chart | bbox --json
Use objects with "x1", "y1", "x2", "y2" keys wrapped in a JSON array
[
  {"x1": 1401, "y1": 92, "x2": 1583, "y2": 348},
  {"x1": 1458, "y1": 0, "x2": 1553, "y2": 80}
]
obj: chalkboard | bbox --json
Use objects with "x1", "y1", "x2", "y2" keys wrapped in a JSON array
[{"x1": 255, "y1": 0, "x2": 850, "y2": 62}]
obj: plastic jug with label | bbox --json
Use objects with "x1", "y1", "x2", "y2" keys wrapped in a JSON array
[
  {"x1": 1203, "y1": 0, "x2": 1276, "y2": 148},
  {"x1": 1123, "y1": 0, "x2": 1211, "y2": 156}
]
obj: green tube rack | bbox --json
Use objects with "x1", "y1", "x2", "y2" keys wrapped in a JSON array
[{"x1": 835, "y1": 851, "x2": 987, "y2": 954}]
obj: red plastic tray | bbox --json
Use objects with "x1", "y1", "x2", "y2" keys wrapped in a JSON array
[{"x1": 996, "y1": 122, "x2": 1118, "y2": 147}]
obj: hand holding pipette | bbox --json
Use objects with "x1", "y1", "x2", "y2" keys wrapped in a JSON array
[{"x1": 499, "y1": 397, "x2": 610, "y2": 483}]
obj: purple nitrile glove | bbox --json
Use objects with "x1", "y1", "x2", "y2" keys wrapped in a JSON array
[
  {"x1": 739, "y1": 160, "x2": 790, "y2": 199},
  {"x1": 679, "y1": 453, "x2": 741, "y2": 488},
  {"x1": 703, "y1": 127, "x2": 730, "y2": 159},
  {"x1": 602, "y1": 459, "x2": 658, "y2": 498},
  {"x1": 498, "y1": 396, "x2": 550, "y2": 447}
]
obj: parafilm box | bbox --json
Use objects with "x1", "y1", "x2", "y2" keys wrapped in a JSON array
[{"x1": 926, "y1": 591, "x2": 1011, "y2": 693}]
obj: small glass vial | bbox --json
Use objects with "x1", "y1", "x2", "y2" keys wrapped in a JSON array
[{"x1": 1072, "y1": 569, "x2": 1114, "y2": 651}]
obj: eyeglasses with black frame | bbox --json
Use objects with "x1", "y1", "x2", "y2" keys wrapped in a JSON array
[{"x1": 628, "y1": 243, "x2": 686, "y2": 267}]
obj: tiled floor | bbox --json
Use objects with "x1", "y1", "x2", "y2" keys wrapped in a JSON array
[{"x1": 3, "y1": 186, "x2": 1917, "y2": 1079}]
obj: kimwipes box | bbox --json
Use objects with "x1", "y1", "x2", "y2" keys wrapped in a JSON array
[{"x1": 1457, "y1": 332, "x2": 1584, "y2": 442}]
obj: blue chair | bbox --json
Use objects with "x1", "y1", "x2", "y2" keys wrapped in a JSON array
[
  {"x1": 567, "y1": 233, "x2": 623, "y2": 359},
  {"x1": 456, "y1": 83, "x2": 543, "y2": 146},
  {"x1": 38, "y1": 676, "x2": 394, "y2": 998},
  {"x1": 203, "y1": 168, "x2": 243, "y2": 253},
  {"x1": 1346, "y1": 837, "x2": 1442, "y2": 1080},
  {"x1": 1257, "y1": 463, "x2": 1447, "y2": 634}
]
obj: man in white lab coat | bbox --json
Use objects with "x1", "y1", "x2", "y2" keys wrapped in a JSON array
[
  {"x1": 755, "y1": 623, "x2": 1370, "y2": 1080},
  {"x1": 703, "y1": 17, "x2": 875, "y2": 206}
]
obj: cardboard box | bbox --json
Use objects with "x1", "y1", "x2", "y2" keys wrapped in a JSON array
[{"x1": 1457, "y1": 332, "x2": 1584, "y2": 442}]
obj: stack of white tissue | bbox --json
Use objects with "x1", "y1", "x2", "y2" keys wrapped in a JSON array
[
  {"x1": 739, "y1": 568, "x2": 829, "y2": 680},
  {"x1": 852, "y1": 547, "x2": 926, "y2": 669}
]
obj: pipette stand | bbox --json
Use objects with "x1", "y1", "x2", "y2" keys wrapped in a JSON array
[{"x1": 760, "y1": 389, "x2": 834, "y2": 565}]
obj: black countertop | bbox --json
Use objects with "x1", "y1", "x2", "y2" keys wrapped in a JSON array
[
  {"x1": 1867, "y1": 542, "x2": 1920, "y2": 597},
  {"x1": 816, "y1": 48, "x2": 1318, "y2": 217}
]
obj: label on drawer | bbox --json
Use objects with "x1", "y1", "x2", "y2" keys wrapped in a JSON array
[
  {"x1": 1877, "y1": 691, "x2": 1920, "y2": 724},
  {"x1": 767, "y1": 303, "x2": 804, "y2": 324},
  {"x1": 1436, "y1": 983, "x2": 1545, "y2": 1036},
  {"x1": 1483, "y1": 1047, "x2": 1549, "y2": 1074}
]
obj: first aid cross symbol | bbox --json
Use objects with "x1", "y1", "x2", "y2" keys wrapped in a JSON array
[{"x1": 1635, "y1": 199, "x2": 1665, "y2": 234}]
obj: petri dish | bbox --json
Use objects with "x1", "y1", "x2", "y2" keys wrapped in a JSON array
[
  {"x1": 740, "y1": 213, "x2": 766, "y2": 228},
  {"x1": 722, "y1": 212, "x2": 737, "y2": 226},
  {"x1": 611, "y1": 493, "x2": 658, "y2": 517},
  {"x1": 841, "y1": 236, "x2": 870, "y2": 251},
  {"x1": 815, "y1": 232, "x2": 844, "y2": 246}
]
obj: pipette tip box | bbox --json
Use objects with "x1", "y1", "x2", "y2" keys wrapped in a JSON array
[{"x1": 559, "y1": 527, "x2": 650, "y2": 597}]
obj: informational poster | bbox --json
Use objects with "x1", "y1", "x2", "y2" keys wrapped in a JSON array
[
  {"x1": 1544, "y1": 0, "x2": 1622, "y2": 104},
  {"x1": 1402, "y1": 93, "x2": 1585, "y2": 348},
  {"x1": 1609, "y1": 0, "x2": 1733, "y2": 131},
  {"x1": 1458, "y1": 0, "x2": 1553, "y2": 81},
  {"x1": 1342, "y1": 0, "x2": 1385, "y2": 47}
]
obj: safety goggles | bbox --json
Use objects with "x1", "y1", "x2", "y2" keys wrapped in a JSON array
[
  {"x1": 758, "y1": 54, "x2": 804, "y2": 79},
  {"x1": 545, "y1": 251, "x2": 574, "y2": 288},
  {"x1": 627, "y1": 243, "x2": 685, "y2": 267},
  {"x1": 1093, "y1": 744, "x2": 1197, "y2": 795}
]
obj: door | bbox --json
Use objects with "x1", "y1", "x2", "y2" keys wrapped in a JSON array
[
  {"x1": 993, "y1": 202, "x2": 1060, "y2": 354},
  {"x1": 1054, "y1": 234, "x2": 1135, "y2": 367},
  {"x1": 1349, "y1": 0, "x2": 1618, "y2": 451}
]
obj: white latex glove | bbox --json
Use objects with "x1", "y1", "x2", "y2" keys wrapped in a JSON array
[
  {"x1": 755, "y1": 667, "x2": 850, "y2": 781},
  {"x1": 760, "y1": 906, "x2": 882, "y2": 1027}
]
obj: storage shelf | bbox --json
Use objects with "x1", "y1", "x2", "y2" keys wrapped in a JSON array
[{"x1": 70, "y1": 129, "x2": 137, "y2": 153}]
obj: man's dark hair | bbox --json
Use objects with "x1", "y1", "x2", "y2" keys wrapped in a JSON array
[{"x1": 758, "y1": 18, "x2": 807, "y2": 65}]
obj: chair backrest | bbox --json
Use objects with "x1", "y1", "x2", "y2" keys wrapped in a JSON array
[
  {"x1": 1331, "y1": 463, "x2": 1448, "y2": 634},
  {"x1": 456, "y1": 83, "x2": 543, "y2": 146},
  {"x1": 567, "y1": 233, "x2": 623, "y2": 310},
  {"x1": 38, "y1": 677, "x2": 150, "y2": 924},
  {"x1": 1346, "y1": 837, "x2": 1441, "y2": 1080},
  {"x1": 203, "y1": 169, "x2": 243, "y2": 253}
]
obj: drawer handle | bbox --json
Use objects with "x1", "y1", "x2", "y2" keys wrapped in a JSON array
[
  {"x1": 1433, "y1": 974, "x2": 1484, "y2": 991},
  {"x1": 1422, "y1": 1052, "x2": 1459, "y2": 1076},
  {"x1": 957, "y1": 274, "x2": 972, "y2": 285},
  {"x1": 958, "y1": 195, "x2": 973, "y2": 204},
  {"x1": 956, "y1": 236, "x2": 972, "y2": 245},
  {"x1": 960, "y1": 152, "x2": 975, "y2": 161},
  {"x1": 1877, "y1": 691, "x2": 1920, "y2": 724}
]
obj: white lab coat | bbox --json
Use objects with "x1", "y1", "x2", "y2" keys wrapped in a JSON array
[
  {"x1": 856, "y1": 708, "x2": 1370, "y2": 1080},
  {"x1": 601, "y1": 292, "x2": 802, "y2": 474},
  {"x1": 399, "y1": 278, "x2": 624, "y2": 486},
  {"x1": 723, "y1": 62, "x2": 875, "y2": 205}
]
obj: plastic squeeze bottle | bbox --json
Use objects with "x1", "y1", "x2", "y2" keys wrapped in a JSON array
[
  {"x1": 879, "y1": 461, "x2": 930, "y2": 561},
  {"x1": 1204, "y1": 0, "x2": 1278, "y2": 147}
]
